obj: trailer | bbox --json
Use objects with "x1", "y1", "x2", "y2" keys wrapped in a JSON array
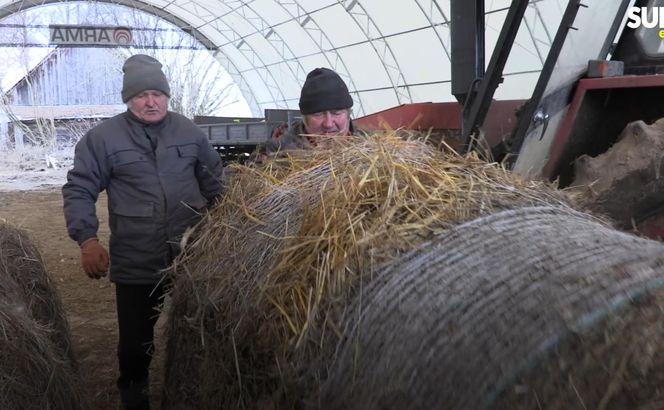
[{"x1": 196, "y1": 108, "x2": 301, "y2": 164}]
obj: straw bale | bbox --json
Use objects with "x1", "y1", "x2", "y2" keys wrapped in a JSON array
[
  {"x1": 320, "y1": 206, "x2": 664, "y2": 409},
  {"x1": 161, "y1": 133, "x2": 584, "y2": 409},
  {"x1": 497, "y1": 289, "x2": 664, "y2": 409},
  {"x1": 0, "y1": 221, "x2": 83, "y2": 410}
]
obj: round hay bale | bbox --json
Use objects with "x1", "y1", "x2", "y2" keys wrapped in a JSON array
[
  {"x1": 319, "y1": 206, "x2": 664, "y2": 409},
  {"x1": 161, "y1": 134, "x2": 583, "y2": 409},
  {"x1": 497, "y1": 289, "x2": 664, "y2": 409},
  {"x1": 0, "y1": 222, "x2": 83, "y2": 410}
]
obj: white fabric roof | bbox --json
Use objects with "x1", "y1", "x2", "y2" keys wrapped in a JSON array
[{"x1": 1, "y1": 0, "x2": 566, "y2": 116}]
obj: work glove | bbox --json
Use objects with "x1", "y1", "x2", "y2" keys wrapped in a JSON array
[{"x1": 80, "y1": 237, "x2": 110, "y2": 279}]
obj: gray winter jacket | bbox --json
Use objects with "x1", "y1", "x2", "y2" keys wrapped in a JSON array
[{"x1": 62, "y1": 110, "x2": 223, "y2": 284}]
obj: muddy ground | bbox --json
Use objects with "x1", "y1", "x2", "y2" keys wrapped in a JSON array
[{"x1": 0, "y1": 188, "x2": 165, "y2": 410}]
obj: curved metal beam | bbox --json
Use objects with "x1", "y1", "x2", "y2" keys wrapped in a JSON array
[
  {"x1": 414, "y1": 0, "x2": 451, "y2": 61},
  {"x1": 220, "y1": 1, "x2": 301, "y2": 107},
  {"x1": 197, "y1": 1, "x2": 366, "y2": 114},
  {"x1": 339, "y1": 0, "x2": 413, "y2": 105},
  {"x1": 271, "y1": 1, "x2": 364, "y2": 115},
  {"x1": 1, "y1": 0, "x2": 480, "y2": 118},
  {"x1": 180, "y1": 0, "x2": 289, "y2": 111},
  {"x1": 522, "y1": 2, "x2": 555, "y2": 65}
]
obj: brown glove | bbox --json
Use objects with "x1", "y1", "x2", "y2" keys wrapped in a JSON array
[{"x1": 80, "y1": 237, "x2": 109, "y2": 279}]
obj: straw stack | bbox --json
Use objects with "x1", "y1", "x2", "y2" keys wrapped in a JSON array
[
  {"x1": 161, "y1": 133, "x2": 584, "y2": 408},
  {"x1": 0, "y1": 221, "x2": 83, "y2": 410}
]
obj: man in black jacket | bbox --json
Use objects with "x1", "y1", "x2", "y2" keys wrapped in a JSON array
[
  {"x1": 62, "y1": 54, "x2": 223, "y2": 410},
  {"x1": 263, "y1": 67, "x2": 364, "y2": 153}
]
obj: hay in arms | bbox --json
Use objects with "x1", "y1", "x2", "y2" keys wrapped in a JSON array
[
  {"x1": 163, "y1": 133, "x2": 582, "y2": 408},
  {"x1": 0, "y1": 221, "x2": 83, "y2": 410}
]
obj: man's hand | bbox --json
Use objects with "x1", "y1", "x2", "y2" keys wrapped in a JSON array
[{"x1": 80, "y1": 237, "x2": 110, "y2": 279}]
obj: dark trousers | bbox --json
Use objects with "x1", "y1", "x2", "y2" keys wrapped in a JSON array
[{"x1": 115, "y1": 283, "x2": 165, "y2": 388}]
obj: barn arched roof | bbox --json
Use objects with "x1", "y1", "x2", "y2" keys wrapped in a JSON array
[{"x1": 1, "y1": 0, "x2": 559, "y2": 116}]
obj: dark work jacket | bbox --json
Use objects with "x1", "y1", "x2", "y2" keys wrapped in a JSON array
[{"x1": 62, "y1": 111, "x2": 223, "y2": 284}]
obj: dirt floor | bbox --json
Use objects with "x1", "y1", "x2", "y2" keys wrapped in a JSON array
[{"x1": 0, "y1": 188, "x2": 165, "y2": 410}]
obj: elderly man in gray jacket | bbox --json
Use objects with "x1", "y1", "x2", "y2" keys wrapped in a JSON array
[{"x1": 62, "y1": 54, "x2": 223, "y2": 410}]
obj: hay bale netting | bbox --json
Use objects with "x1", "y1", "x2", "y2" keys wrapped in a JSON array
[
  {"x1": 161, "y1": 134, "x2": 586, "y2": 409},
  {"x1": 321, "y1": 206, "x2": 664, "y2": 409},
  {"x1": 0, "y1": 222, "x2": 83, "y2": 410}
]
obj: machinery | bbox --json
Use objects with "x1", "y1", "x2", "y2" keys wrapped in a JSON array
[
  {"x1": 447, "y1": 0, "x2": 664, "y2": 183},
  {"x1": 449, "y1": 0, "x2": 664, "y2": 237},
  {"x1": 350, "y1": 0, "x2": 664, "y2": 239},
  {"x1": 353, "y1": 0, "x2": 664, "y2": 189},
  {"x1": 196, "y1": 108, "x2": 300, "y2": 164}
]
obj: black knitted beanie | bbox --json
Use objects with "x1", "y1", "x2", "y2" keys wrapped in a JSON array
[
  {"x1": 121, "y1": 54, "x2": 171, "y2": 103},
  {"x1": 298, "y1": 68, "x2": 353, "y2": 115}
]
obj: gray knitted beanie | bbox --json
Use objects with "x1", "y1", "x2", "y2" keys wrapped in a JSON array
[{"x1": 121, "y1": 54, "x2": 171, "y2": 103}]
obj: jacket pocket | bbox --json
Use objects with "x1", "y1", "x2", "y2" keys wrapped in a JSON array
[
  {"x1": 112, "y1": 201, "x2": 153, "y2": 217},
  {"x1": 111, "y1": 150, "x2": 147, "y2": 166},
  {"x1": 108, "y1": 203, "x2": 165, "y2": 279},
  {"x1": 165, "y1": 144, "x2": 198, "y2": 176},
  {"x1": 177, "y1": 144, "x2": 199, "y2": 158},
  {"x1": 109, "y1": 202, "x2": 163, "y2": 263},
  {"x1": 110, "y1": 201, "x2": 156, "y2": 240},
  {"x1": 110, "y1": 150, "x2": 150, "y2": 177}
]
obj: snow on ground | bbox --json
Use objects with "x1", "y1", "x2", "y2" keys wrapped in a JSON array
[{"x1": 0, "y1": 146, "x2": 74, "y2": 191}]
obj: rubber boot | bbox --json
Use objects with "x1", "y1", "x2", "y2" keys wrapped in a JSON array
[{"x1": 119, "y1": 378, "x2": 150, "y2": 410}]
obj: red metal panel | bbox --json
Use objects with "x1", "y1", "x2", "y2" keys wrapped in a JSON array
[
  {"x1": 354, "y1": 100, "x2": 525, "y2": 150},
  {"x1": 483, "y1": 100, "x2": 525, "y2": 147},
  {"x1": 354, "y1": 102, "x2": 462, "y2": 130},
  {"x1": 575, "y1": 74, "x2": 664, "y2": 89}
]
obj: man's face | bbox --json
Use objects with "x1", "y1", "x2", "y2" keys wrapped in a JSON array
[
  {"x1": 129, "y1": 90, "x2": 168, "y2": 123},
  {"x1": 303, "y1": 109, "x2": 351, "y2": 136}
]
